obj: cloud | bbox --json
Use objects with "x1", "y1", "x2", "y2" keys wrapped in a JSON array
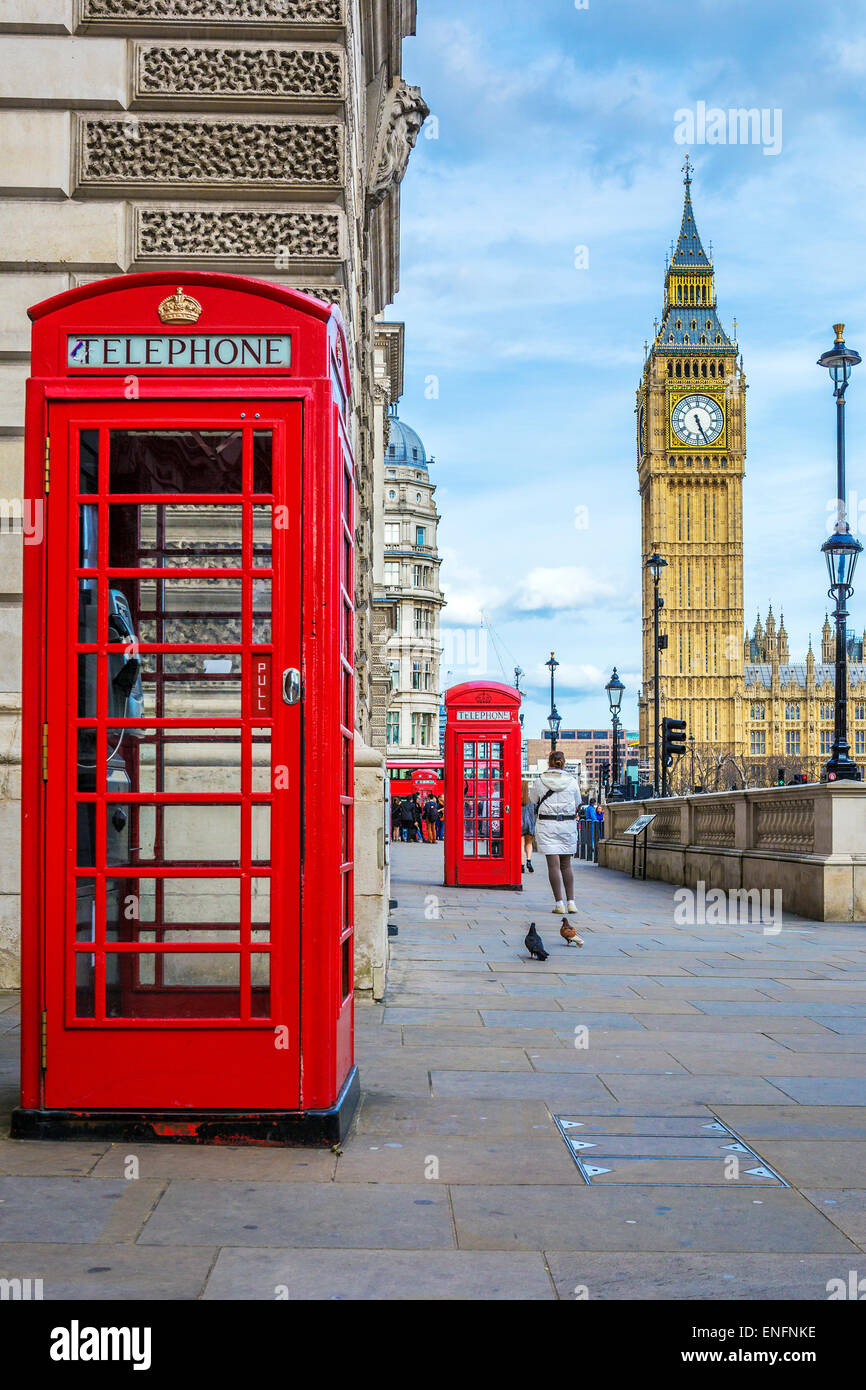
[{"x1": 509, "y1": 566, "x2": 621, "y2": 617}]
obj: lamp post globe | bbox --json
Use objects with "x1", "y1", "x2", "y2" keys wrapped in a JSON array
[
  {"x1": 605, "y1": 667, "x2": 625, "y2": 801},
  {"x1": 545, "y1": 651, "x2": 560, "y2": 751}
]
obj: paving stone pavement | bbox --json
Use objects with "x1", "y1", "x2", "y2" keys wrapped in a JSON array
[{"x1": 1, "y1": 841, "x2": 866, "y2": 1300}]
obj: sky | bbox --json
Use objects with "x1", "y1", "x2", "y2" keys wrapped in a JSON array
[{"x1": 390, "y1": 0, "x2": 866, "y2": 741}]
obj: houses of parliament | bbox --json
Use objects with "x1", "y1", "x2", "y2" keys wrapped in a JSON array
[{"x1": 637, "y1": 160, "x2": 866, "y2": 785}]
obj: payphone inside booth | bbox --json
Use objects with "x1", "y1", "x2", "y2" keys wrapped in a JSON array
[
  {"x1": 14, "y1": 273, "x2": 359, "y2": 1144},
  {"x1": 444, "y1": 682, "x2": 522, "y2": 889}
]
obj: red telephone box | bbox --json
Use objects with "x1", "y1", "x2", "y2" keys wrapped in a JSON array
[
  {"x1": 12, "y1": 272, "x2": 359, "y2": 1144},
  {"x1": 444, "y1": 682, "x2": 522, "y2": 889}
]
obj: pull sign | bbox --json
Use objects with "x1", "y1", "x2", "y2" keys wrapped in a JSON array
[{"x1": 253, "y1": 656, "x2": 272, "y2": 717}]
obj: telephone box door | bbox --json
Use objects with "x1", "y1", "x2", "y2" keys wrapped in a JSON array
[{"x1": 43, "y1": 399, "x2": 301, "y2": 1110}]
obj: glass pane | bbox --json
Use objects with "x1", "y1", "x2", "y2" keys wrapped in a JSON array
[
  {"x1": 251, "y1": 728, "x2": 272, "y2": 793},
  {"x1": 108, "y1": 878, "x2": 242, "y2": 942},
  {"x1": 109, "y1": 431, "x2": 243, "y2": 495},
  {"x1": 79, "y1": 506, "x2": 98, "y2": 569},
  {"x1": 251, "y1": 876, "x2": 271, "y2": 928},
  {"x1": 253, "y1": 578, "x2": 272, "y2": 644},
  {"x1": 252, "y1": 953, "x2": 271, "y2": 1018},
  {"x1": 78, "y1": 429, "x2": 99, "y2": 494},
  {"x1": 117, "y1": 726, "x2": 243, "y2": 795},
  {"x1": 253, "y1": 506, "x2": 272, "y2": 567},
  {"x1": 77, "y1": 652, "x2": 98, "y2": 719},
  {"x1": 74, "y1": 878, "x2": 96, "y2": 1018},
  {"x1": 139, "y1": 653, "x2": 243, "y2": 719},
  {"x1": 463, "y1": 743, "x2": 475, "y2": 759},
  {"x1": 110, "y1": 504, "x2": 244, "y2": 568},
  {"x1": 253, "y1": 431, "x2": 272, "y2": 493},
  {"x1": 463, "y1": 840, "x2": 475, "y2": 857},
  {"x1": 128, "y1": 575, "x2": 243, "y2": 646},
  {"x1": 253, "y1": 804, "x2": 271, "y2": 866},
  {"x1": 130, "y1": 804, "x2": 242, "y2": 865},
  {"x1": 105, "y1": 953, "x2": 241, "y2": 1018}
]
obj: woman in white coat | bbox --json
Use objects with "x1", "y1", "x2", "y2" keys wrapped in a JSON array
[{"x1": 529, "y1": 749, "x2": 584, "y2": 945}]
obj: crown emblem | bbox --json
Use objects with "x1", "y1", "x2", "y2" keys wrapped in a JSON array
[
  {"x1": 157, "y1": 287, "x2": 202, "y2": 325},
  {"x1": 477, "y1": 693, "x2": 493, "y2": 705}
]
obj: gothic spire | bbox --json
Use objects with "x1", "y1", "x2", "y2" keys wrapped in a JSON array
[{"x1": 670, "y1": 155, "x2": 712, "y2": 269}]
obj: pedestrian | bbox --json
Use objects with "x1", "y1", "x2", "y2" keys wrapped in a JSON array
[
  {"x1": 520, "y1": 780, "x2": 536, "y2": 874},
  {"x1": 436, "y1": 795, "x2": 445, "y2": 841},
  {"x1": 397, "y1": 797, "x2": 414, "y2": 842},
  {"x1": 411, "y1": 793, "x2": 424, "y2": 843},
  {"x1": 422, "y1": 792, "x2": 439, "y2": 843},
  {"x1": 529, "y1": 749, "x2": 584, "y2": 945}
]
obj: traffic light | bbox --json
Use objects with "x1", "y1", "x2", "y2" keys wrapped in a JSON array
[
  {"x1": 600, "y1": 760, "x2": 610, "y2": 784},
  {"x1": 776, "y1": 768, "x2": 785, "y2": 786},
  {"x1": 661, "y1": 717, "x2": 687, "y2": 766}
]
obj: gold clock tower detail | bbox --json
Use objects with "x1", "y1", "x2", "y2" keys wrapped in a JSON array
[{"x1": 638, "y1": 158, "x2": 746, "y2": 769}]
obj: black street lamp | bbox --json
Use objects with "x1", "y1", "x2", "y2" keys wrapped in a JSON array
[
  {"x1": 514, "y1": 665, "x2": 526, "y2": 772},
  {"x1": 818, "y1": 324, "x2": 863, "y2": 782},
  {"x1": 546, "y1": 651, "x2": 561, "y2": 750},
  {"x1": 605, "y1": 667, "x2": 625, "y2": 801},
  {"x1": 646, "y1": 552, "x2": 667, "y2": 796}
]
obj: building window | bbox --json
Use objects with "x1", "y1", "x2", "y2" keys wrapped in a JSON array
[
  {"x1": 820, "y1": 729, "x2": 833, "y2": 756},
  {"x1": 384, "y1": 523, "x2": 400, "y2": 544},
  {"x1": 785, "y1": 704, "x2": 800, "y2": 721},
  {"x1": 855, "y1": 704, "x2": 866, "y2": 720},
  {"x1": 411, "y1": 712, "x2": 433, "y2": 747},
  {"x1": 384, "y1": 562, "x2": 400, "y2": 586},
  {"x1": 411, "y1": 660, "x2": 422, "y2": 690},
  {"x1": 785, "y1": 730, "x2": 801, "y2": 755},
  {"x1": 856, "y1": 730, "x2": 866, "y2": 756},
  {"x1": 386, "y1": 711, "x2": 400, "y2": 745},
  {"x1": 750, "y1": 730, "x2": 765, "y2": 756},
  {"x1": 413, "y1": 606, "x2": 431, "y2": 636},
  {"x1": 416, "y1": 525, "x2": 426, "y2": 545},
  {"x1": 750, "y1": 704, "x2": 765, "y2": 720},
  {"x1": 820, "y1": 703, "x2": 833, "y2": 720},
  {"x1": 388, "y1": 489, "x2": 396, "y2": 500}
]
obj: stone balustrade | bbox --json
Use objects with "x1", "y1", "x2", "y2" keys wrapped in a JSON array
[{"x1": 599, "y1": 783, "x2": 866, "y2": 922}]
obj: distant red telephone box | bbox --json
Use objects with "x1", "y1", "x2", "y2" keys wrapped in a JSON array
[
  {"x1": 13, "y1": 272, "x2": 358, "y2": 1144},
  {"x1": 444, "y1": 682, "x2": 522, "y2": 888}
]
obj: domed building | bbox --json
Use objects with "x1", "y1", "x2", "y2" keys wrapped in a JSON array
[{"x1": 372, "y1": 403, "x2": 445, "y2": 759}]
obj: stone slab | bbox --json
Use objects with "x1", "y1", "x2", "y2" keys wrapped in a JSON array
[
  {"x1": 353, "y1": 1096, "x2": 558, "y2": 1139},
  {"x1": 545, "y1": 1250, "x2": 859, "y2": 1300},
  {"x1": 0, "y1": 1242, "x2": 214, "y2": 1300},
  {"x1": 138, "y1": 1180, "x2": 455, "y2": 1249},
  {"x1": 768, "y1": 1078, "x2": 866, "y2": 1105},
  {"x1": 450, "y1": 1185, "x2": 858, "y2": 1253},
  {"x1": 0, "y1": 1140, "x2": 107, "y2": 1176},
  {"x1": 600, "y1": 1076, "x2": 791, "y2": 1106},
  {"x1": 90, "y1": 1144, "x2": 337, "y2": 1181},
  {"x1": 0, "y1": 1177, "x2": 164, "y2": 1243},
  {"x1": 802, "y1": 1190, "x2": 866, "y2": 1247},
  {"x1": 335, "y1": 1137, "x2": 583, "y2": 1185},
  {"x1": 203, "y1": 1248, "x2": 556, "y2": 1300},
  {"x1": 430, "y1": 1071, "x2": 615, "y2": 1105}
]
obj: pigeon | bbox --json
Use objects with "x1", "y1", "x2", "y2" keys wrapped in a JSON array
[
  {"x1": 560, "y1": 922, "x2": 584, "y2": 948},
  {"x1": 524, "y1": 922, "x2": 549, "y2": 960}
]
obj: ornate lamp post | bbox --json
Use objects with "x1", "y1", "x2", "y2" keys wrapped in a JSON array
[
  {"x1": 605, "y1": 667, "x2": 625, "y2": 800},
  {"x1": 645, "y1": 552, "x2": 667, "y2": 795},
  {"x1": 546, "y1": 651, "x2": 561, "y2": 751},
  {"x1": 818, "y1": 325, "x2": 863, "y2": 781},
  {"x1": 514, "y1": 665, "x2": 527, "y2": 772}
]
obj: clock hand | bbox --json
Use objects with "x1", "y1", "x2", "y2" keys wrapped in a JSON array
[{"x1": 692, "y1": 414, "x2": 708, "y2": 442}]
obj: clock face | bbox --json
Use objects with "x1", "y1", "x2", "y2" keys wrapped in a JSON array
[{"x1": 671, "y1": 393, "x2": 724, "y2": 446}]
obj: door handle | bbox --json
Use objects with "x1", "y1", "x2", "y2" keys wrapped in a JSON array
[{"x1": 282, "y1": 667, "x2": 301, "y2": 705}]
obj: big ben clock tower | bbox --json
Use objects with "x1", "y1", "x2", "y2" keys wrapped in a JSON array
[{"x1": 638, "y1": 157, "x2": 747, "y2": 773}]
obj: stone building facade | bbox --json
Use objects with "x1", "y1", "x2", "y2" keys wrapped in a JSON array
[
  {"x1": 0, "y1": 1, "x2": 427, "y2": 987},
  {"x1": 371, "y1": 402, "x2": 444, "y2": 760},
  {"x1": 742, "y1": 607, "x2": 866, "y2": 784}
]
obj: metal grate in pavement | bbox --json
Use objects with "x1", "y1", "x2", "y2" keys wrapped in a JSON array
[{"x1": 553, "y1": 1114, "x2": 788, "y2": 1187}]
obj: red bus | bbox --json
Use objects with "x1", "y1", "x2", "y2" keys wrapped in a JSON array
[{"x1": 387, "y1": 759, "x2": 444, "y2": 799}]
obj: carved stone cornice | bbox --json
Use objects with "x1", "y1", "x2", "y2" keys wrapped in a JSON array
[
  {"x1": 133, "y1": 204, "x2": 343, "y2": 266},
  {"x1": 133, "y1": 41, "x2": 345, "y2": 107},
  {"x1": 367, "y1": 78, "x2": 428, "y2": 210},
  {"x1": 78, "y1": 0, "x2": 344, "y2": 34},
  {"x1": 74, "y1": 114, "x2": 343, "y2": 195}
]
